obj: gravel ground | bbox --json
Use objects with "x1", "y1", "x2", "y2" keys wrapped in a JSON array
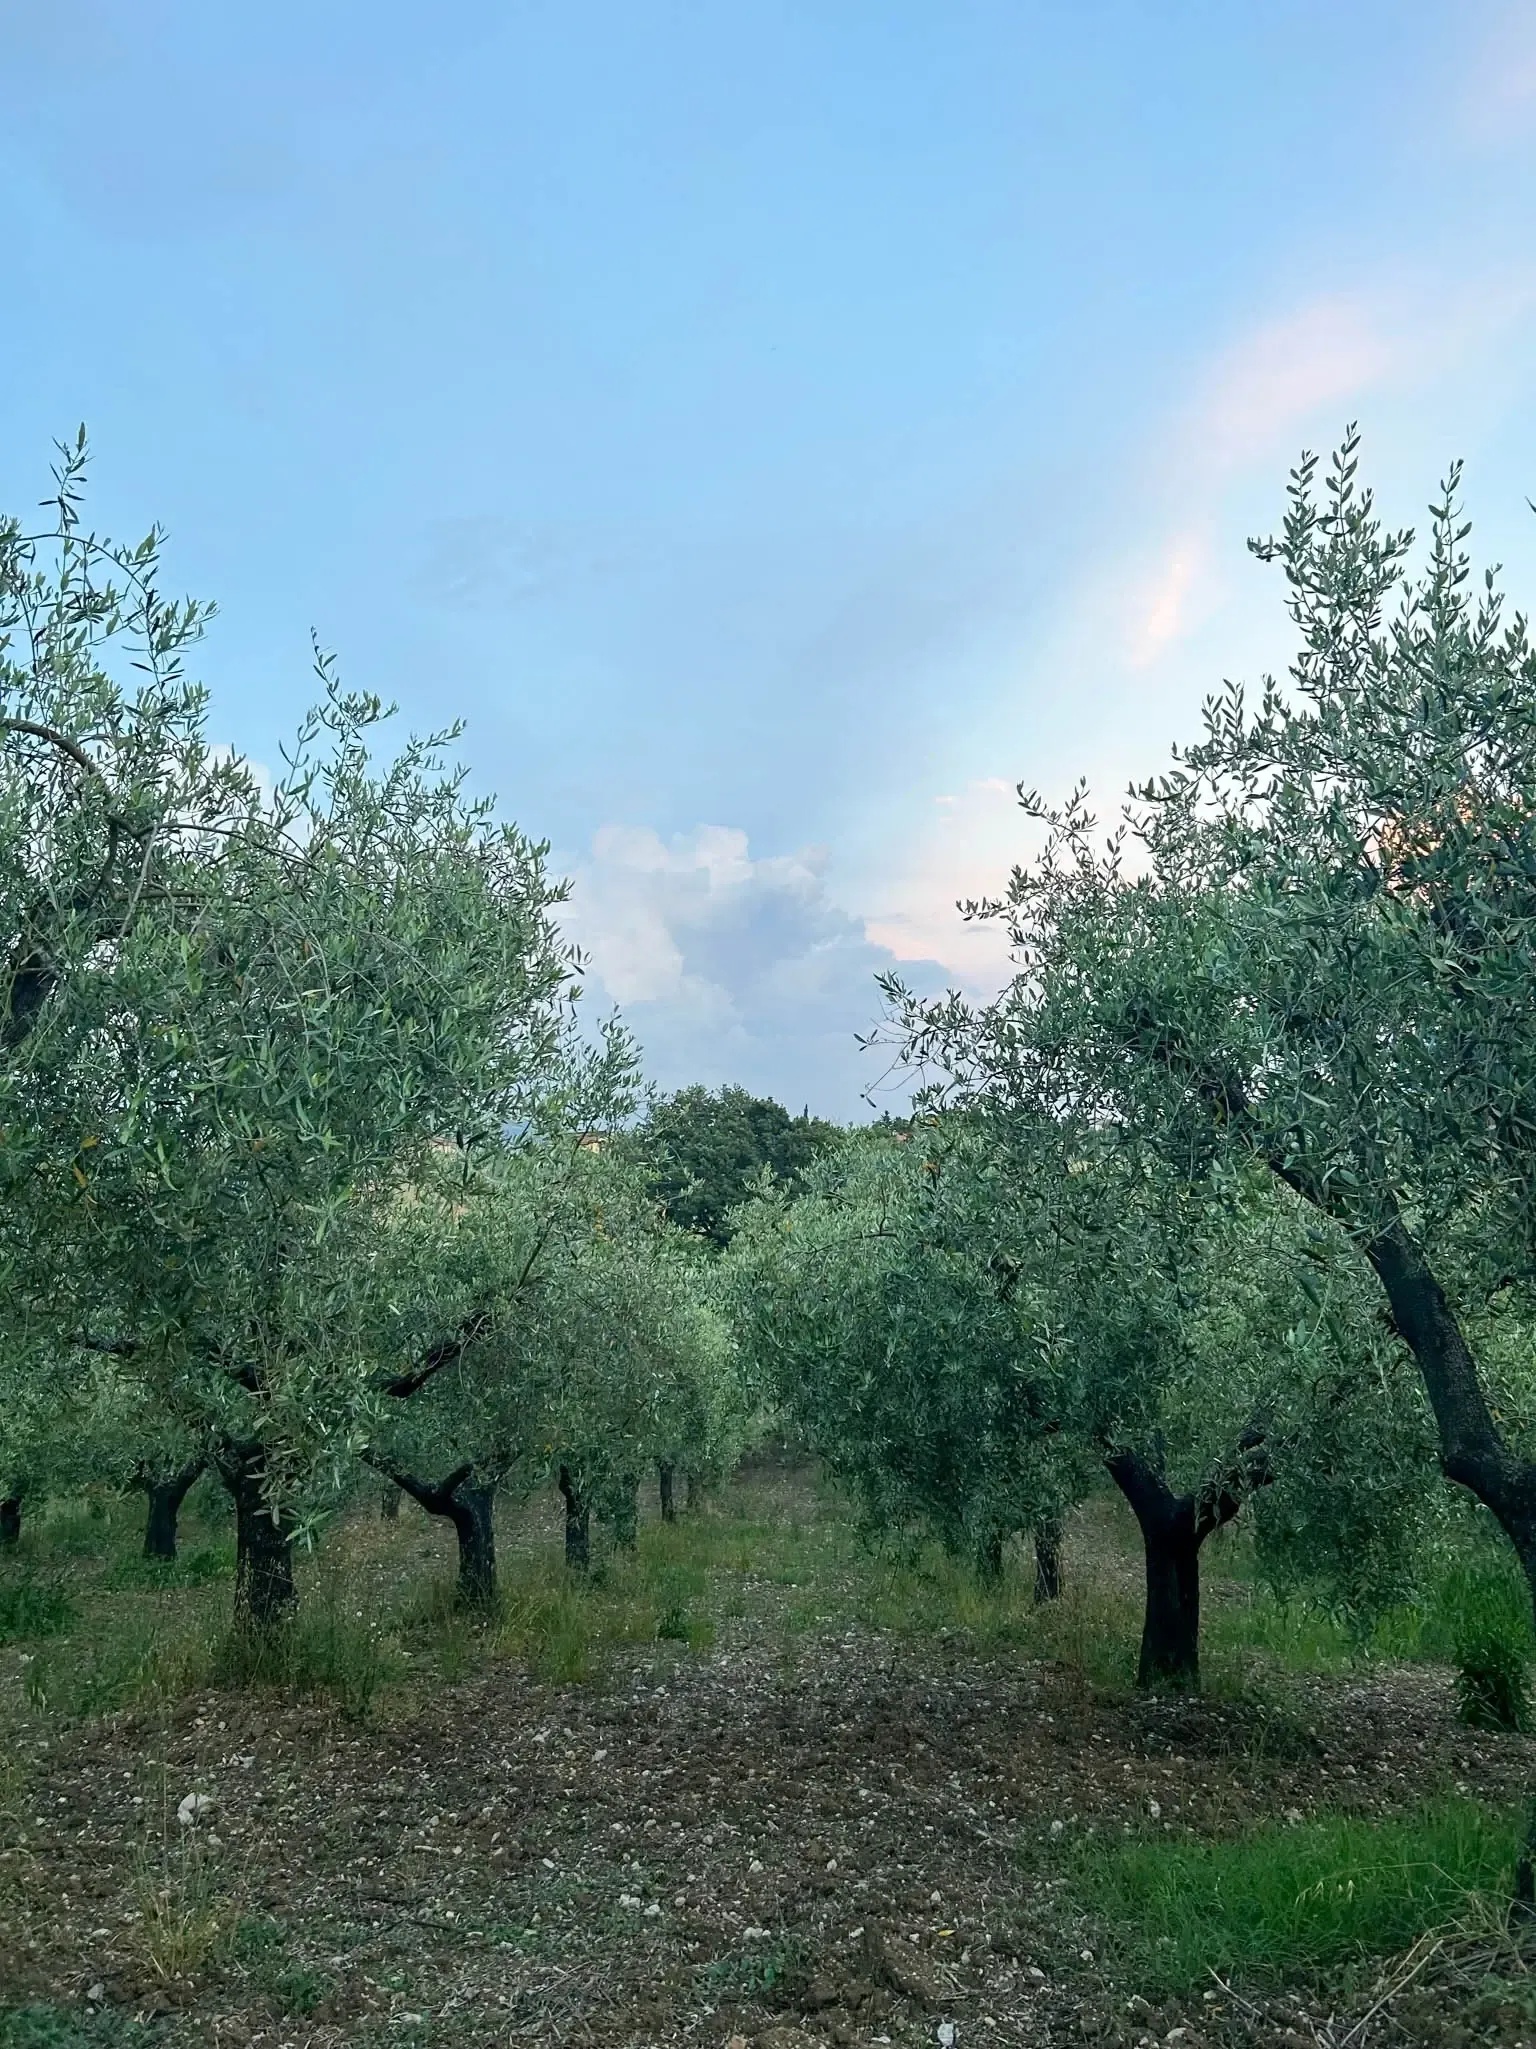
[{"x1": 4, "y1": 1482, "x2": 1536, "y2": 2049}]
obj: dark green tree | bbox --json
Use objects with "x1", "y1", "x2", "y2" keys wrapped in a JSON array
[{"x1": 634, "y1": 1084, "x2": 838, "y2": 1248}]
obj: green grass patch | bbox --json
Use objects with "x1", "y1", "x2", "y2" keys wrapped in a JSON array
[
  {"x1": 208, "y1": 1591, "x2": 403, "y2": 1719},
  {"x1": 0, "y1": 2007, "x2": 154, "y2": 2047},
  {"x1": 103, "y1": 1541, "x2": 234, "y2": 1593},
  {"x1": 0, "y1": 1578, "x2": 76, "y2": 1644},
  {"x1": 1067, "y1": 1797, "x2": 1520, "y2": 1993},
  {"x1": 696, "y1": 1933, "x2": 812, "y2": 2002}
]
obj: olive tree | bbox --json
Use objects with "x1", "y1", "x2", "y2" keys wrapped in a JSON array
[
  {"x1": 888, "y1": 433, "x2": 1536, "y2": 1708},
  {"x1": 725, "y1": 1123, "x2": 1098, "y2": 1591},
  {"x1": 730, "y1": 1114, "x2": 1434, "y2": 1687},
  {"x1": 0, "y1": 439, "x2": 261, "y2": 1451}
]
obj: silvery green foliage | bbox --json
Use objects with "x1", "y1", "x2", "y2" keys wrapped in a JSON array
[
  {"x1": 727, "y1": 1110, "x2": 1438, "y2": 1609},
  {"x1": 0, "y1": 441, "x2": 586, "y2": 1539},
  {"x1": 0, "y1": 437, "x2": 271, "y2": 1505},
  {"x1": 362, "y1": 1101, "x2": 746, "y2": 1527},
  {"x1": 723, "y1": 1123, "x2": 1098, "y2": 1564}
]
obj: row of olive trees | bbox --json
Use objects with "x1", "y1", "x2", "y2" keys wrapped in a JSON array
[{"x1": 0, "y1": 438, "x2": 745, "y2": 1625}]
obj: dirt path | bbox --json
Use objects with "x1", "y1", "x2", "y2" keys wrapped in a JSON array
[{"x1": 4, "y1": 1575, "x2": 1535, "y2": 2049}]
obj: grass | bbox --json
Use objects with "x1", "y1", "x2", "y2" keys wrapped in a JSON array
[
  {"x1": 207, "y1": 1578, "x2": 405, "y2": 1719},
  {"x1": 696, "y1": 1933, "x2": 813, "y2": 2002},
  {"x1": 1066, "y1": 1796, "x2": 1521, "y2": 1994},
  {"x1": 0, "y1": 1579, "x2": 76, "y2": 1646},
  {"x1": 0, "y1": 2012, "x2": 153, "y2": 2048},
  {"x1": 6, "y1": 1459, "x2": 1536, "y2": 1737}
]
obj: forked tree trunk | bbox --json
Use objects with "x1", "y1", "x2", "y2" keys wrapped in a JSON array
[
  {"x1": 366, "y1": 1459, "x2": 497, "y2": 1608},
  {"x1": 658, "y1": 1460, "x2": 677, "y2": 1524},
  {"x1": 218, "y1": 1441, "x2": 297, "y2": 1631},
  {"x1": 1107, "y1": 1436, "x2": 1269, "y2": 1691},
  {"x1": 140, "y1": 1460, "x2": 205, "y2": 1562},
  {"x1": 0, "y1": 1496, "x2": 20, "y2": 1549},
  {"x1": 558, "y1": 1466, "x2": 590, "y2": 1572},
  {"x1": 1033, "y1": 1525, "x2": 1063, "y2": 1604}
]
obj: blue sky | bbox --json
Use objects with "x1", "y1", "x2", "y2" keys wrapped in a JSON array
[{"x1": 5, "y1": 1, "x2": 1536, "y2": 1115}]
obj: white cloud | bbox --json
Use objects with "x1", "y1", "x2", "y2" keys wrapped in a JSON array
[{"x1": 561, "y1": 823, "x2": 953, "y2": 1117}]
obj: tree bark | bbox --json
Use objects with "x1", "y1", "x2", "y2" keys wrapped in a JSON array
[
  {"x1": 0, "y1": 1495, "x2": 20, "y2": 1549},
  {"x1": 976, "y1": 1528, "x2": 1005, "y2": 1583},
  {"x1": 1358, "y1": 1208, "x2": 1536, "y2": 1610},
  {"x1": 1107, "y1": 1435, "x2": 1268, "y2": 1691},
  {"x1": 658, "y1": 1460, "x2": 677, "y2": 1524},
  {"x1": 1033, "y1": 1524, "x2": 1063, "y2": 1604},
  {"x1": 365, "y1": 1458, "x2": 497, "y2": 1609},
  {"x1": 139, "y1": 1460, "x2": 205, "y2": 1562},
  {"x1": 445, "y1": 1483, "x2": 497, "y2": 1608},
  {"x1": 685, "y1": 1470, "x2": 702, "y2": 1512},
  {"x1": 380, "y1": 1484, "x2": 401, "y2": 1521},
  {"x1": 217, "y1": 1441, "x2": 296, "y2": 1631},
  {"x1": 559, "y1": 1466, "x2": 590, "y2": 1572}
]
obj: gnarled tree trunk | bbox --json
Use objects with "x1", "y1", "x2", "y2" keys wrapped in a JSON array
[
  {"x1": 445, "y1": 1482, "x2": 497, "y2": 1608},
  {"x1": 559, "y1": 1466, "x2": 590, "y2": 1572},
  {"x1": 658, "y1": 1460, "x2": 677, "y2": 1524},
  {"x1": 1033, "y1": 1524, "x2": 1062, "y2": 1604},
  {"x1": 138, "y1": 1459, "x2": 205, "y2": 1562},
  {"x1": 217, "y1": 1441, "x2": 296, "y2": 1631},
  {"x1": 975, "y1": 1528, "x2": 1005, "y2": 1584}
]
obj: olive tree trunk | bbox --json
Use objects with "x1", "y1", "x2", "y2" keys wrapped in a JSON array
[
  {"x1": 1033, "y1": 1524, "x2": 1063, "y2": 1604},
  {"x1": 217, "y1": 1441, "x2": 297, "y2": 1631},
  {"x1": 138, "y1": 1460, "x2": 205, "y2": 1562},
  {"x1": 0, "y1": 1496, "x2": 20, "y2": 1549},
  {"x1": 658, "y1": 1460, "x2": 677, "y2": 1524},
  {"x1": 558, "y1": 1466, "x2": 590, "y2": 1572},
  {"x1": 366, "y1": 1458, "x2": 497, "y2": 1609},
  {"x1": 611, "y1": 1476, "x2": 640, "y2": 1552},
  {"x1": 1107, "y1": 1434, "x2": 1269, "y2": 1691}
]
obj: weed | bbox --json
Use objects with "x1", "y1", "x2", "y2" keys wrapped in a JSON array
[
  {"x1": 0, "y1": 1579, "x2": 75, "y2": 1645},
  {"x1": 131, "y1": 1823, "x2": 238, "y2": 1985},
  {"x1": 269, "y1": 1964, "x2": 331, "y2": 2015},
  {"x1": 697, "y1": 1934, "x2": 812, "y2": 2002},
  {"x1": 104, "y1": 1541, "x2": 233, "y2": 1592},
  {"x1": 1065, "y1": 1796, "x2": 1521, "y2": 1993},
  {"x1": 1447, "y1": 1564, "x2": 1535, "y2": 1732},
  {"x1": 656, "y1": 1602, "x2": 692, "y2": 1642},
  {"x1": 232, "y1": 1912, "x2": 288, "y2": 1960},
  {"x1": 21, "y1": 1615, "x2": 208, "y2": 1719}
]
